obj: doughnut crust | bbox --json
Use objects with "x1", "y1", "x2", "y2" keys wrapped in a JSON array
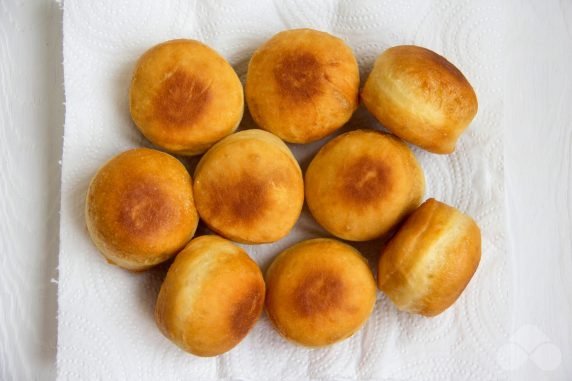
[
  {"x1": 193, "y1": 129, "x2": 304, "y2": 244},
  {"x1": 361, "y1": 45, "x2": 478, "y2": 154},
  {"x1": 246, "y1": 29, "x2": 359, "y2": 143},
  {"x1": 378, "y1": 199, "x2": 481, "y2": 316},
  {"x1": 305, "y1": 129, "x2": 425, "y2": 241},
  {"x1": 85, "y1": 148, "x2": 198, "y2": 271},
  {"x1": 265, "y1": 238, "x2": 376, "y2": 347},
  {"x1": 130, "y1": 39, "x2": 244, "y2": 155},
  {"x1": 155, "y1": 235, "x2": 265, "y2": 356}
]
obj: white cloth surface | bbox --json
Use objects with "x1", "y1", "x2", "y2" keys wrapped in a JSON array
[{"x1": 58, "y1": 0, "x2": 511, "y2": 379}]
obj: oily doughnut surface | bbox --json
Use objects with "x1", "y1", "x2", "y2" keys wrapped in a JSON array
[
  {"x1": 130, "y1": 39, "x2": 243, "y2": 155},
  {"x1": 246, "y1": 29, "x2": 359, "y2": 143},
  {"x1": 193, "y1": 129, "x2": 304, "y2": 244},
  {"x1": 305, "y1": 129, "x2": 425, "y2": 241},
  {"x1": 265, "y1": 238, "x2": 376, "y2": 347},
  {"x1": 85, "y1": 148, "x2": 198, "y2": 271}
]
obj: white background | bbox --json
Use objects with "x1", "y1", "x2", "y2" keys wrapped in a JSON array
[{"x1": 0, "y1": 0, "x2": 570, "y2": 380}]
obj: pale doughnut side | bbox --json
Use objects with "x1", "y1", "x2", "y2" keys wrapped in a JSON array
[
  {"x1": 361, "y1": 45, "x2": 478, "y2": 154},
  {"x1": 155, "y1": 235, "x2": 265, "y2": 356},
  {"x1": 378, "y1": 199, "x2": 481, "y2": 316}
]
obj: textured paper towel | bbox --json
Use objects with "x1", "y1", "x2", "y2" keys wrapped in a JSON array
[{"x1": 58, "y1": 0, "x2": 511, "y2": 379}]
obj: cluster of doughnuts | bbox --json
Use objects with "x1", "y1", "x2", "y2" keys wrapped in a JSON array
[{"x1": 85, "y1": 28, "x2": 481, "y2": 357}]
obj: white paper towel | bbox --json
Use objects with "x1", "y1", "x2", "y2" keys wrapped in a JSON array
[{"x1": 58, "y1": 0, "x2": 511, "y2": 379}]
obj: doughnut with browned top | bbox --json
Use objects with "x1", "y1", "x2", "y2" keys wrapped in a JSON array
[
  {"x1": 85, "y1": 148, "x2": 198, "y2": 271},
  {"x1": 265, "y1": 238, "x2": 376, "y2": 347},
  {"x1": 246, "y1": 29, "x2": 359, "y2": 143},
  {"x1": 193, "y1": 129, "x2": 304, "y2": 244},
  {"x1": 130, "y1": 39, "x2": 243, "y2": 155},
  {"x1": 305, "y1": 129, "x2": 425, "y2": 241}
]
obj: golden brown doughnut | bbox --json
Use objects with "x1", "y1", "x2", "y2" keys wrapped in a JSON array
[
  {"x1": 246, "y1": 29, "x2": 359, "y2": 143},
  {"x1": 155, "y1": 235, "x2": 265, "y2": 356},
  {"x1": 130, "y1": 39, "x2": 243, "y2": 155},
  {"x1": 361, "y1": 45, "x2": 478, "y2": 154},
  {"x1": 378, "y1": 198, "x2": 481, "y2": 316},
  {"x1": 85, "y1": 148, "x2": 198, "y2": 271},
  {"x1": 265, "y1": 238, "x2": 376, "y2": 347},
  {"x1": 305, "y1": 129, "x2": 425, "y2": 241},
  {"x1": 193, "y1": 129, "x2": 304, "y2": 244}
]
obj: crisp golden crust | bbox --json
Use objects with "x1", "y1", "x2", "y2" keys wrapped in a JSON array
[
  {"x1": 193, "y1": 129, "x2": 304, "y2": 244},
  {"x1": 361, "y1": 45, "x2": 478, "y2": 154},
  {"x1": 378, "y1": 198, "x2": 481, "y2": 316},
  {"x1": 305, "y1": 130, "x2": 425, "y2": 241},
  {"x1": 130, "y1": 39, "x2": 244, "y2": 155},
  {"x1": 85, "y1": 148, "x2": 198, "y2": 271},
  {"x1": 155, "y1": 235, "x2": 265, "y2": 356},
  {"x1": 265, "y1": 238, "x2": 376, "y2": 347},
  {"x1": 246, "y1": 29, "x2": 359, "y2": 143}
]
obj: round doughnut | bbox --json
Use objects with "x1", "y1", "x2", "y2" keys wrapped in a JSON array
[
  {"x1": 85, "y1": 148, "x2": 198, "y2": 271},
  {"x1": 246, "y1": 29, "x2": 359, "y2": 143},
  {"x1": 130, "y1": 39, "x2": 243, "y2": 155},
  {"x1": 193, "y1": 129, "x2": 304, "y2": 243},
  {"x1": 155, "y1": 235, "x2": 265, "y2": 356},
  {"x1": 305, "y1": 129, "x2": 425, "y2": 241},
  {"x1": 265, "y1": 238, "x2": 376, "y2": 347}
]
